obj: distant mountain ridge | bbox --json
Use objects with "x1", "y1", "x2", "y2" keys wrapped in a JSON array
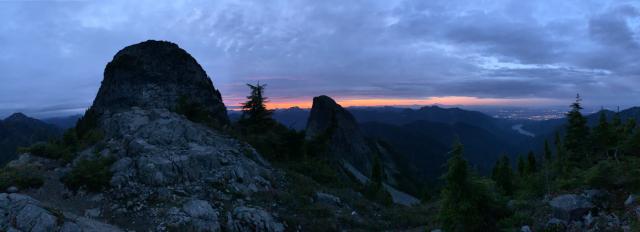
[
  {"x1": 0, "y1": 113, "x2": 61, "y2": 164},
  {"x1": 42, "y1": 114, "x2": 82, "y2": 129}
]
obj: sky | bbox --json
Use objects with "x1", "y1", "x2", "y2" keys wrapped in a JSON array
[{"x1": 1, "y1": 0, "x2": 639, "y2": 118}]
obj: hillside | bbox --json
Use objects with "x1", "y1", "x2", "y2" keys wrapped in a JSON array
[{"x1": 0, "y1": 113, "x2": 61, "y2": 164}]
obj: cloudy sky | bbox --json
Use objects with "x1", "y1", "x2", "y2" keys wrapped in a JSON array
[{"x1": 1, "y1": 0, "x2": 639, "y2": 117}]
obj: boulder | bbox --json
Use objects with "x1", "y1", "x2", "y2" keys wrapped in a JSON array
[
  {"x1": 227, "y1": 206, "x2": 284, "y2": 232},
  {"x1": 182, "y1": 199, "x2": 218, "y2": 219},
  {"x1": 549, "y1": 194, "x2": 594, "y2": 221},
  {"x1": 0, "y1": 193, "x2": 121, "y2": 232}
]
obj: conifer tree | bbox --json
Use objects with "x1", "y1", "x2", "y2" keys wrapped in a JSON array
[
  {"x1": 554, "y1": 132, "x2": 568, "y2": 175},
  {"x1": 517, "y1": 155, "x2": 526, "y2": 177},
  {"x1": 624, "y1": 118, "x2": 637, "y2": 138},
  {"x1": 526, "y1": 151, "x2": 537, "y2": 174},
  {"x1": 593, "y1": 111, "x2": 611, "y2": 152},
  {"x1": 564, "y1": 94, "x2": 589, "y2": 162},
  {"x1": 240, "y1": 82, "x2": 274, "y2": 128},
  {"x1": 439, "y1": 141, "x2": 495, "y2": 231},
  {"x1": 492, "y1": 155, "x2": 514, "y2": 196},
  {"x1": 543, "y1": 140, "x2": 552, "y2": 194},
  {"x1": 543, "y1": 140, "x2": 552, "y2": 163}
]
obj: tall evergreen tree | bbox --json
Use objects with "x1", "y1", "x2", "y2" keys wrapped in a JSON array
[
  {"x1": 517, "y1": 155, "x2": 526, "y2": 177},
  {"x1": 624, "y1": 118, "x2": 637, "y2": 138},
  {"x1": 439, "y1": 141, "x2": 496, "y2": 231},
  {"x1": 492, "y1": 155, "x2": 514, "y2": 196},
  {"x1": 543, "y1": 140, "x2": 552, "y2": 163},
  {"x1": 543, "y1": 140, "x2": 553, "y2": 194},
  {"x1": 240, "y1": 82, "x2": 274, "y2": 127},
  {"x1": 564, "y1": 94, "x2": 589, "y2": 162},
  {"x1": 592, "y1": 111, "x2": 611, "y2": 152},
  {"x1": 526, "y1": 151, "x2": 537, "y2": 174},
  {"x1": 554, "y1": 132, "x2": 568, "y2": 176}
]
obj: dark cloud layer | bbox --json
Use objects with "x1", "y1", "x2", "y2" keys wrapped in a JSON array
[{"x1": 0, "y1": 0, "x2": 639, "y2": 117}]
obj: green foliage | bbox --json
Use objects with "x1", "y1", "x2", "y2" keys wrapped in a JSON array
[
  {"x1": 239, "y1": 82, "x2": 274, "y2": 129},
  {"x1": 362, "y1": 182, "x2": 393, "y2": 206},
  {"x1": 543, "y1": 140, "x2": 552, "y2": 163},
  {"x1": 175, "y1": 96, "x2": 221, "y2": 128},
  {"x1": 526, "y1": 151, "x2": 537, "y2": 175},
  {"x1": 564, "y1": 94, "x2": 589, "y2": 162},
  {"x1": 75, "y1": 108, "x2": 100, "y2": 140},
  {"x1": 240, "y1": 123, "x2": 305, "y2": 162},
  {"x1": 592, "y1": 111, "x2": 611, "y2": 153},
  {"x1": 370, "y1": 154, "x2": 384, "y2": 185},
  {"x1": 516, "y1": 172, "x2": 545, "y2": 198},
  {"x1": 517, "y1": 155, "x2": 526, "y2": 177},
  {"x1": 492, "y1": 155, "x2": 514, "y2": 196},
  {"x1": 62, "y1": 156, "x2": 115, "y2": 192},
  {"x1": 582, "y1": 159, "x2": 619, "y2": 189},
  {"x1": 497, "y1": 211, "x2": 532, "y2": 231},
  {"x1": 0, "y1": 166, "x2": 44, "y2": 190},
  {"x1": 439, "y1": 141, "x2": 504, "y2": 232},
  {"x1": 287, "y1": 158, "x2": 343, "y2": 187},
  {"x1": 20, "y1": 142, "x2": 71, "y2": 160}
]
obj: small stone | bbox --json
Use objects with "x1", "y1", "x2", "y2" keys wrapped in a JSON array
[{"x1": 520, "y1": 225, "x2": 532, "y2": 232}]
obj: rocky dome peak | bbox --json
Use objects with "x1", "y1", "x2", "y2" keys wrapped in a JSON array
[
  {"x1": 91, "y1": 40, "x2": 229, "y2": 127},
  {"x1": 305, "y1": 95, "x2": 374, "y2": 175},
  {"x1": 4, "y1": 113, "x2": 29, "y2": 122}
]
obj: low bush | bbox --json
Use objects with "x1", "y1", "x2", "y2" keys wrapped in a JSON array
[
  {"x1": 0, "y1": 166, "x2": 44, "y2": 190},
  {"x1": 62, "y1": 156, "x2": 115, "y2": 192}
]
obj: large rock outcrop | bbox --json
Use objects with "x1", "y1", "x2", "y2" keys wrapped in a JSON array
[
  {"x1": 305, "y1": 95, "x2": 374, "y2": 176},
  {"x1": 91, "y1": 40, "x2": 229, "y2": 128},
  {"x1": 0, "y1": 193, "x2": 121, "y2": 232},
  {"x1": 1, "y1": 41, "x2": 284, "y2": 231}
]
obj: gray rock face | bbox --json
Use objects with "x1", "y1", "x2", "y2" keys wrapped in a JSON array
[
  {"x1": 1, "y1": 41, "x2": 284, "y2": 231},
  {"x1": 91, "y1": 40, "x2": 229, "y2": 128},
  {"x1": 99, "y1": 108, "x2": 279, "y2": 230},
  {"x1": 314, "y1": 192, "x2": 341, "y2": 206},
  {"x1": 549, "y1": 194, "x2": 594, "y2": 222},
  {"x1": 227, "y1": 206, "x2": 284, "y2": 232},
  {"x1": 166, "y1": 199, "x2": 221, "y2": 232},
  {"x1": 305, "y1": 95, "x2": 374, "y2": 175},
  {"x1": 103, "y1": 108, "x2": 271, "y2": 192},
  {"x1": 0, "y1": 193, "x2": 121, "y2": 232}
]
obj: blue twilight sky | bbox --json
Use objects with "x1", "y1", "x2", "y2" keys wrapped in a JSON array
[{"x1": 1, "y1": 0, "x2": 639, "y2": 118}]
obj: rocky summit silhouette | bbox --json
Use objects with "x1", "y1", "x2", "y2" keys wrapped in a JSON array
[
  {"x1": 92, "y1": 40, "x2": 229, "y2": 128},
  {"x1": 0, "y1": 41, "x2": 283, "y2": 231},
  {"x1": 305, "y1": 95, "x2": 375, "y2": 176}
]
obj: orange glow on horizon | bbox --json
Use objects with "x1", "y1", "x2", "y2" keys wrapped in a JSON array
[{"x1": 233, "y1": 96, "x2": 561, "y2": 110}]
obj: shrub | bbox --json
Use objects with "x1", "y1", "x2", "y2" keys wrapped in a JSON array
[
  {"x1": 175, "y1": 96, "x2": 219, "y2": 128},
  {"x1": 62, "y1": 156, "x2": 115, "y2": 192},
  {"x1": 583, "y1": 159, "x2": 619, "y2": 189},
  {"x1": 0, "y1": 166, "x2": 44, "y2": 190},
  {"x1": 20, "y1": 142, "x2": 71, "y2": 160}
]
